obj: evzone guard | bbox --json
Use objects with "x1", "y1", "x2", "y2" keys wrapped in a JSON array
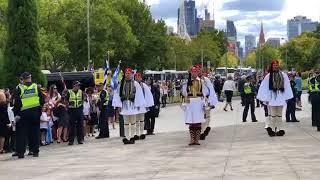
[
  {"x1": 113, "y1": 68, "x2": 146, "y2": 144},
  {"x1": 195, "y1": 65, "x2": 218, "y2": 140},
  {"x1": 181, "y1": 66, "x2": 213, "y2": 145},
  {"x1": 257, "y1": 60, "x2": 293, "y2": 137},
  {"x1": 134, "y1": 72, "x2": 154, "y2": 140}
]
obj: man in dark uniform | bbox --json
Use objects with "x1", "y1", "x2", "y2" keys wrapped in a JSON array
[
  {"x1": 12, "y1": 72, "x2": 44, "y2": 158},
  {"x1": 145, "y1": 77, "x2": 161, "y2": 135},
  {"x1": 309, "y1": 69, "x2": 320, "y2": 131},
  {"x1": 96, "y1": 83, "x2": 110, "y2": 139},
  {"x1": 242, "y1": 75, "x2": 258, "y2": 122},
  {"x1": 286, "y1": 73, "x2": 299, "y2": 122},
  {"x1": 65, "y1": 81, "x2": 84, "y2": 145}
]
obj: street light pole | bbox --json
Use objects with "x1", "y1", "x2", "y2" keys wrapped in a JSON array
[
  {"x1": 201, "y1": 47, "x2": 204, "y2": 68},
  {"x1": 87, "y1": 0, "x2": 91, "y2": 70}
]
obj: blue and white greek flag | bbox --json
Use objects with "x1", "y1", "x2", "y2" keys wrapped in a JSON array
[
  {"x1": 111, "y1": 63, "x2": 121, "y2": 90},
  {"x1": 103, "y1": 59, "x2": 110, "y2": 89}
]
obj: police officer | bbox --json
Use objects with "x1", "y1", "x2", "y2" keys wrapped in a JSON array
[
  {"x1": 12, "y1": 72, "x2": 44, "y2": 158},
  {"x1": 242, "y1": 75, "x2": 257, "y2": 122},
  {"x1": 65, "y1": 81, "x2": 84, "y2": 145},
  {"x1": 96, "y1": 83, "x2": 110, "y2": 139},
  {"x1": 309, "y1": 69, "x2": 320, "y2": 131},
  {"x1": 286, "y1": 73, "x2": 299, "y2": 122}
]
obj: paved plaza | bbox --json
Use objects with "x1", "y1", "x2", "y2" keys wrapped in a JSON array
[{"x1": 1, "y1": 94, "x2": 320, "y2": 180}]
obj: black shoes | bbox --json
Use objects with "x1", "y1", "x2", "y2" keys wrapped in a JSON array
[
  {"x1": 78, "y1": 141, "x2": 84, "y2": 145},
  {"x1": 266, "y1": 127, "x2": 276, "y2": 137},
  {"x1": 276, "y1": 130, "x2": 285, "y2": 136},
  {"x1": 33, "y1": 153, "x2": 39, "y2": 157},
  {"x1": 12, "y1": 152, "x2": 18, "y2": 157},
  {"x1": 139, "y1": 134, "x2": 146, "y2": 140},
  {"x1": 317, "y1": 127, "x2": 320, "y2": 132},
  {"x1": 252, "y1": 120, "x2": 258, "y2": 122},
  {"x1": 27, "y1": 152, "x2": 34, "y2": 156},
  {"x1": 68, "y1": 142, "x2": 74, "y2": 146},
  {"x1": 200, "y1": 133, "x2": 206, "y2": 140},
  {"x1": 18, "y1": 155, "x2": 24, "y2": 159},
  {"x1": 291, "y1": 120, "x2": 300, "y2": 122},
  {"x1": 123, "y1": 138, "x2": 135, "y2": 145},
  {"x1": 134, "y1": 135, "x2": 140, "y2": 141}
]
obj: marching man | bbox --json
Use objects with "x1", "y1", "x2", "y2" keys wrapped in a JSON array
[
  {"x1": 195, "y1": 65, "x2": 218, "y2": 140},
  {"x1": 134, "y1": 72, "x2": 154, "y2": 140},
  {"x1": 257, "y1": 60, "x2": 293, "y2": 137},
  {"x1": 181, "y1": 66, "x2": 209, "y2": 145},
  {"x1": 113, "y1": 68, "x2": 146, "y2": 144}
]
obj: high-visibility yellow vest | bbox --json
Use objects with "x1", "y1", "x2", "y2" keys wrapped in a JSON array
[
  {"x1": 68, "y1": 90, "x2": 83, "y2": 108},
  {"x1": 100, "y1": 90, "x2": 109, "y2": 106},
  {"x1": 244, "y1": 83, "x2": 252, "y2": 94},
  {"x1": 19, "y1": 83, "x2": 40, "y2": 111},
  {"x1": 309, "y1": 78, "x2": 320, "y2": 92}
]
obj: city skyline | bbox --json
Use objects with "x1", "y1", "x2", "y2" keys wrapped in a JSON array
[{"x1": 146, "y1": 0, "x2": 320, "y2": 45}]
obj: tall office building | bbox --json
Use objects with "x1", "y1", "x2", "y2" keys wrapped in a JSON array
[
  {"x1": 245, "y1": 35, "x2": 256, "y2": 57},
  {"x1": 226, "y1": 20, "x2": 237, "y2": 41},
  {"x1": 288, "y1": 16, "x2": 318, "y2": 40},
  {"x1": 177, "y1": 0, "x2": 197, "y2": 36},
  {"x1": 205, "y1": 7, "x2": 210, "y2": 21},
  {"x1": 266, "y1": 38, "x2": 280, "y2": 48}
]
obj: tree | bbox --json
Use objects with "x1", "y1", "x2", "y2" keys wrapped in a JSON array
[
  {"x1": 244, "y1": 51, "x2": 256, "y2": 67},
  {"x1": 112, "y1": 0, "x2": 168, "y2": 70},
  {"x1": 4, "y1": 0, "x2": 44, "y2": 87},
  {"x1": 279, "y1": 32, "x2": 319, "y2": 71},
  {"x1": 165, "y1": 35, "x2": 192, "y2": 70},
  {"x1": 218, "y1": 52, "x2": 239, "y2": 67},
  {"x1": 256, "y1": 44, "x2": 280, "y2": 70},
  {"x1": 190, "y1": 31, "x2": 220, "y2": 68}
]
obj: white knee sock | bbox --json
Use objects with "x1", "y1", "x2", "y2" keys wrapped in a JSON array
[
  {"x1": 125, "y1": 123, "x2": 130, "y2": 138},
  {"x1": 140, "y1": 120, "x2": 145, "y2": 135}
]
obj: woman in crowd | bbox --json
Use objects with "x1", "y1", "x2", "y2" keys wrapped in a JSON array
[
  {"x1": 145, "y1": 77, "x2": 161, "y2": 135},
  {"x1": 106, "y1": 85, "x2": 116, "y2": 129},
  {"x1": 295, "y1": 72, "x2": 302, "y2": 109},
  {"x1": 222, "y1": 75, "x2": 236, "y2": 111},
  {"x1": 83, "y1": 94, "x2": 93, "y2": 137},
  {"x1": 49, "y1": 85, "x2": 61, "y2": 106},
  {"x1": 87, "y1": 87, "x2": 98, "y2": 135},
  {"x1": 0, "y1": 90, "x2": 10, "y2": 153},
  {"x1": 54, "y1": 99, "x2": 69, "y2": 143},
  {"x1": 161, "y1": 82, "x2": 168, "y2": 107}
]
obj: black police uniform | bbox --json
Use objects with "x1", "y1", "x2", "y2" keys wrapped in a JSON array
[
  {"x1": 309, "y1": 76, "x2": 320, "y2": 130},
  {"x1": 65, "y1": 90, "x2": 84, "y2": 145},
  {"x1": 242, "y1": 81, "x2": 257, "y2": 122},
  {"x1": 286, "y1": 79, "x2": 298, "y2": 122},
  {"x1": 96, "y1": 89, "x2": 110, "y2": 138},
  {"x1": 13, "y1": 81, "x2": 44, "y2": 158}
]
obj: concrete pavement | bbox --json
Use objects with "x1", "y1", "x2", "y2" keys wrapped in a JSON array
[{"x1": 0, "y1": 94, "x2": 319, "y2": 180}]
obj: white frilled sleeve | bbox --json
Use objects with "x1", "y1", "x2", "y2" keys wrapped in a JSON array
[
  {"x1": 133, "y1": 81, "x2": 146, "y2": 108},
  {"x1": 143, "y1": 83, "x2": 154, "y2": 107},
  {"x1": 282, "y1": 72, "x2": 294, "y2": 100},
  {"x1": 257, "y1": 73, "x2": 270, "y2": 102},
  {"x1": 203, "y1": 77, "x2": 218, "y2": 106},
  {"x1": 112, "y1": 88, "x2": 122, "y2": 108}
]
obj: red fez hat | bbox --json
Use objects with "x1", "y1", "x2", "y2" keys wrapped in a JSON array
[
  {"x1": 271, "y1": 59, "x2": 279, "y2": 65},
  {"x1": 135, "y1": 72, "x2": 142, "y2": 78},
  {"x1": 125, "y1": 67, "x2": 133, "y2": 74},
  {"x1": 190, "y1": 67, "x2": 198, "y2": 73}
]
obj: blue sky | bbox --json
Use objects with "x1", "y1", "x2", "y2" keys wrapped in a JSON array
[{"x1": 145, "y1": 0, "x2": 320, "y2": 46}]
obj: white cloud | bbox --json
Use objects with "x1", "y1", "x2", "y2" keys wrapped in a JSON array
[{"x1": 149, "y1": 0, "x2": 320, "y2": 46}]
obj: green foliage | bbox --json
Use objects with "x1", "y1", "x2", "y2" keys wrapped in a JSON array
[
  {"x1": 219, "y1": 52, "x2": 240, "y2": 67},
  {"x1": 256, "y1": 44, "x2": 280, "y2": 70},
  {"x1": 244, "y1": 51, "x2": 256, "y2": 67},
  {"x1": 4, "y1": 0, "x2": 45, "y2": 88},
  {"x1": 279, "y1": 33, "x2": 319, "y2": 71}
]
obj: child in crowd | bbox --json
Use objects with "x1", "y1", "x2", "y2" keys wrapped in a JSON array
[
  {"x1": 83, "y1": 94, "x2": 92, "y2": 137},
  {"x1": 40, "y1": 105, "x2": 51, "y2": 146}
]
